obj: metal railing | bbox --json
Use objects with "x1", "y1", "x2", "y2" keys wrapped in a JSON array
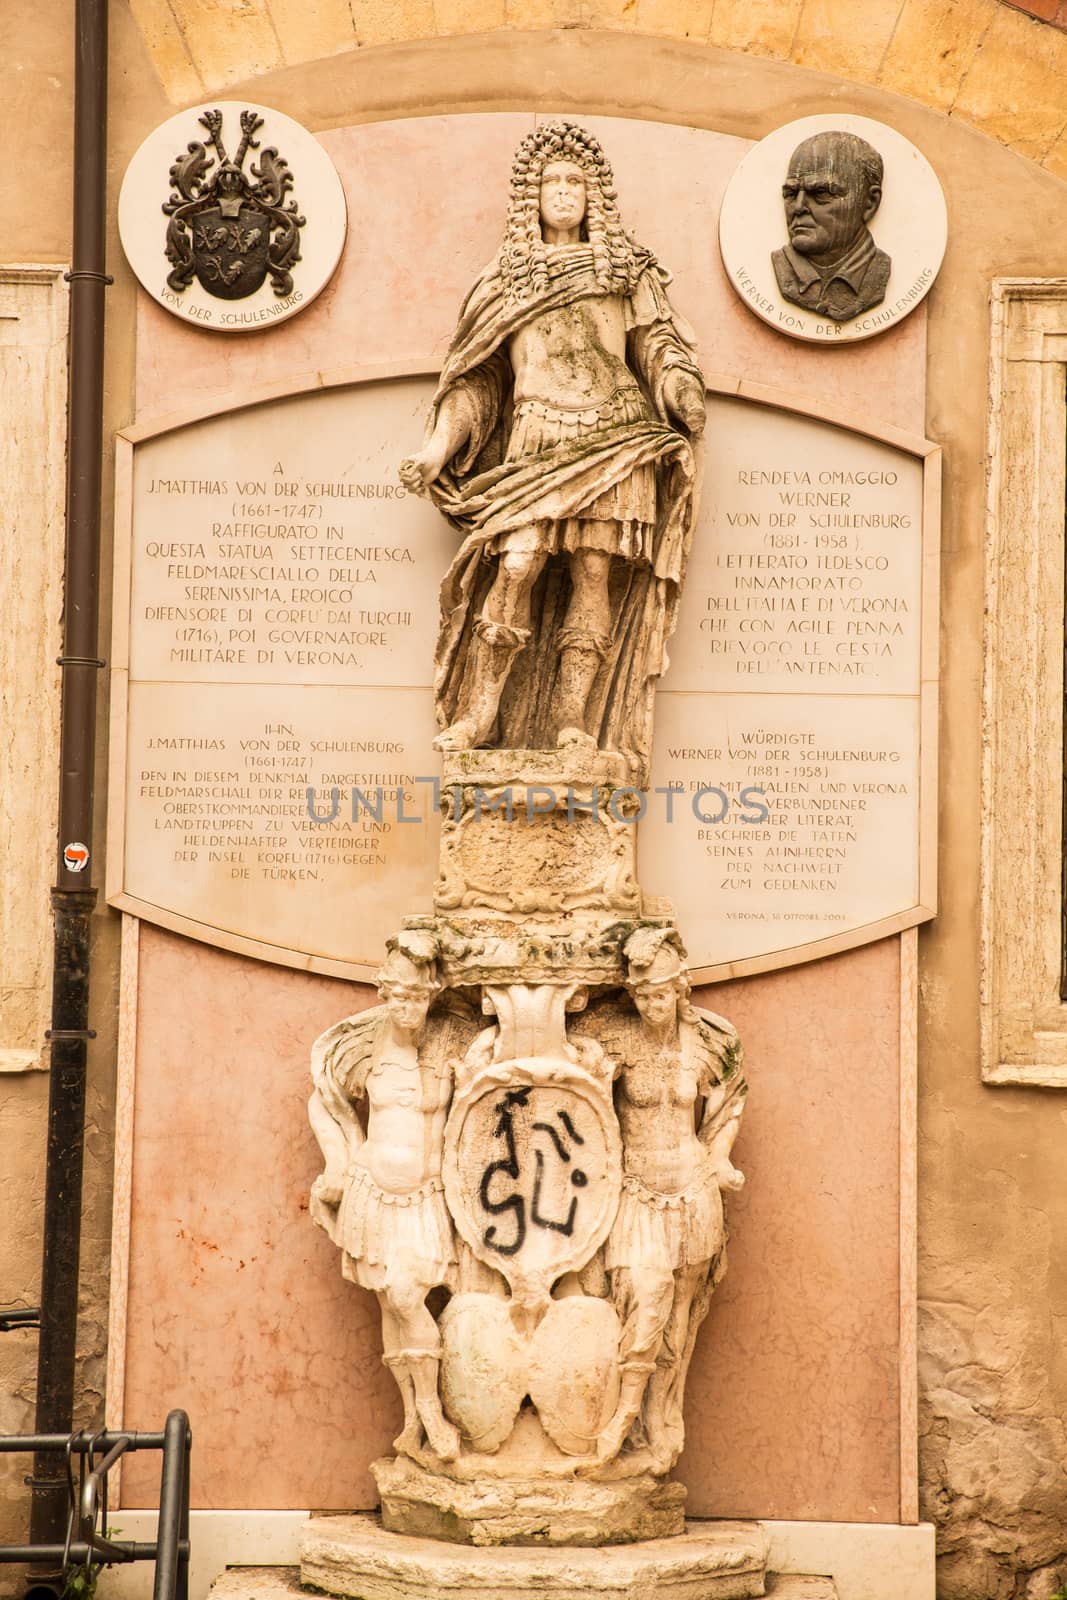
[{"x1": 0, "y1": 1409, "x2": 191, "y2": 1600}]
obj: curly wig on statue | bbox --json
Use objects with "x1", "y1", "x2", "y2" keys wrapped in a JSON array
[{"x1": 498, "y1": 120, "x2": 645, "y2": 305}]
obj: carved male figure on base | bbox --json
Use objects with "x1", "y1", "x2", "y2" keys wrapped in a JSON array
[
  {"x1": 595, "y1": 928, "x2": 746, "y2": 1470},
  {"x1": 309, "y1": 932, "x2": 476, "y2": 1461},
  {"x1": 399, "y1": 120, "x2": 706, "y2": 772}
]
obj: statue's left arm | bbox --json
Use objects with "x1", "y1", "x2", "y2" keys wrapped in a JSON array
[
  {"x1": 694, "y1": 1010, "x2": 747, "y2": 1191},
  {"x1": 627, "y1": 263, "x2": 706, "y2": 438}
]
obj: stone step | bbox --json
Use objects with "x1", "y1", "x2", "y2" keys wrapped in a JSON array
[
  {"x1": 207, "y1": 1569, "x2": 299, "y2": 1600},
  {"x1": 765, "y1": 1577, "x2": 839, "y2": 1599},
  {"x1": 301, "y1": 1513, "x2": 771, "y2": 1600},
  {"x1": 205, "y1": 1556, "x2": 839, "y2": 1600}
]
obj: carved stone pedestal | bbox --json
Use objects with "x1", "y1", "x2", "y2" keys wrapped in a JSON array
[
  {"x1": 373, "y1": 1453, "x2": 686, "y2": 1545},
  {"x1": 299, "y1": 1515, "x2": 772, "y2": 1600},
  {"x1": 434, "y1": 750, "x2": 641, "y2": 919}
]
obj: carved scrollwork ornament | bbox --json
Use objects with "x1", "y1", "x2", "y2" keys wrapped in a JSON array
[{"x1": 162, "y1": 107, "x2": 305, "y2": 301}]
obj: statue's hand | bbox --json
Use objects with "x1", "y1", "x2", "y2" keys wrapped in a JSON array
[
  {"x1": 398, "y1": 442, "x2": 449, "y2": 493},
  {"x1": 312, "y1": 1171, "x2": 343, "y2": 1208},
  {"x1": 664, "y1": 370, "x2": 706, "y2": 437},
  {"x1": 712, "y1": 1160, "x2": 745, "y2": 1193}
]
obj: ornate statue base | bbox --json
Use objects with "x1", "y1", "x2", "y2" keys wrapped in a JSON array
[
  {"x1": 299, "y1": 1515, "x2": 774, "y2": 1600},
  {"x1": 373, "y1": 1453, "x2": 686, "y2": 1545},
  {"x1": 308, "y1": 751, "x2": 749, "y2": 1558}
]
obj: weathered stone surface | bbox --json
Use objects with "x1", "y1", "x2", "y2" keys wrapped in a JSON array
[
  {"x1": 372, "y1": 1455, "x2": 686, "y2": 1545},
  {"x1": 207, "y1": 1553, "x2": 842, "y2": 1600},
  {"x1": 951, "y1": 3, "x2": 1067, "y2": 160},
  {"x1": 635, "y1": 0, "x2": 713, "y2": 39},
  {"x1": 708, "y1": 0, "x2": 804, "y2": 58},
  {"x1": 351, "y1": 0, "x2": 436, "y2": 48},
  {"x1": 207, "y1": 1570, "x2": 301, "y2": 1600},
  {"x1": 764, "y1": 1581, "x2": 838, "y2": 1599},
  {"x1": 876, "y1": 0, "x2": 991, "y2": 110},
  {"x1": 300, "y1": 1515, "x2": 770, "y2": 1599},
  {"x1": 767, "y1": 1580, "x2": 844, "y2": 1593},
  {"x1": 114, "y1": 0, "x2": 1067, "y2": 192},
  {"x1": 434, "y1": 0, "x2": 508, "y2": 32},
  {"x1": 269, "y1": 0, "x2": 357, "y2": 62},
  {"x1": 164, "y1": 0, "x2": 282, "y2": 91},
  {"x1": 791, "y1": 0, "x2": 903, "y2": 77},
  {"x1": 581, "y1": 0, "x2": 639, "y2": 27},
  {"x1": 918, "y1": 1140, "x2": 1067, "y2": 1599},
  {"x1": 126, "y1": 0, "x2": 204, "y2": 101}
]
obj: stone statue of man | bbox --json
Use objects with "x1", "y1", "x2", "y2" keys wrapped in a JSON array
[
  {"x1": 400, "y1": 120, "x2": 706, "y2": 772},
  {"x1": 772, "y1": 130, "x2": 890, "y2": 322}
]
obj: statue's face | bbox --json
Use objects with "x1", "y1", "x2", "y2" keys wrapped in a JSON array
[
  {"x1": 782, "y1": 135, "x2": 879, "y2": 263},
  {"x1": 539, "y1": 159, "x2": 588, "y2": 234},
  {"x1": 380, "y1": 980, "x2": 434, "y2": 1033},
  {"x1": 630, "y1": 976, "x2": 680, "y2": 1029}
]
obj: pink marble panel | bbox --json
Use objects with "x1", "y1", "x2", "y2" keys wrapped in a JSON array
[
  {"x1": 122, "y1": 111, "x2": 913, "y2": 1521},
  {"x1": 134, "y1": 114, "x2": 925, "y2": 436},
  {"x1": 119, "y1": 926, "x2": 901, "y2": 1520},
  {"x1": 120, "y1": 926, "x2": 397, "y2": 1510},
  {"x1": 686, "y1": 937, "x2": 902, "y2": 1522}
]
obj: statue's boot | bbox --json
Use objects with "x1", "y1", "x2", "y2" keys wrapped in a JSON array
[
  {"x1": 556, "y1": 628, "x2": 609, "y2": 748},
  {"x1": 408, "y1": 1352, "x2": 462, "y2": 1460},
  {"x1": 433, "y1": 619, "x2": 529, "y2": 752},
  {"x1": 595, "y1": 1359, "x2": 656, "y2": 1462},
  {"x1": 383, "y1": 1355, "x2": 423, "y2": 1458}
]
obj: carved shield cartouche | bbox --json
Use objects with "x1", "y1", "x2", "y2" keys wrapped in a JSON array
[{"x1": 191, "y1": 204, "x2": 269, "y2": 299}]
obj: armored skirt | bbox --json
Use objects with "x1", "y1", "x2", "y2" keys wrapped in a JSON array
[
  {"x1": 490, "y1": 384, "x2": 657, "y2": 564},
  {"x1": 337, "y1": 1165, "x2": 456, "y2": 1292},
  {"x1": 604, "y1": 1168, "x2": 725, "y2": 1274}
]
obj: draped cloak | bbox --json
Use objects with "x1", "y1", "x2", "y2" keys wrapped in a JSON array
[{"x1": 421, "y1": 244, "x2": 705, "y2": 774}]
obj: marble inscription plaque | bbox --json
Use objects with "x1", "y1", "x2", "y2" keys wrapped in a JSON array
[
  {"x1": 645, "y1": 394, "x2": 934, "y2": 975},
  {"x1": 110, "y1": 379, "x2": 452, "y2": 972},
  {"x1": 111, "y1": 380, "x2": 935, "y2": 979}
]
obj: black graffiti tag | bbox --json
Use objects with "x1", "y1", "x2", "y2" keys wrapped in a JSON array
[
  {"x1": 479, "y1": 1088, "x2": 531, "y2": 1256},
  {"x1": 479, "y1": 1094, "x2": 587, "y2": 1254}
]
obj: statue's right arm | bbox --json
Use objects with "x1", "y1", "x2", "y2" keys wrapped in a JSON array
[
  {"x1": 399, "y1": 388, "x2": 476, "y2": 492},
  {"x1": 308, "y1": 1087, "x2": 351, "y2": 1205},
  {"x1": 308, "y1": 1014, "x2": 376, "y2": 1200}
]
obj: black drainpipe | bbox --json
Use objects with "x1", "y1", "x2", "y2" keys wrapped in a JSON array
[{"x1": 28, "y1": 0, "x2": 110, "y2": 1582}]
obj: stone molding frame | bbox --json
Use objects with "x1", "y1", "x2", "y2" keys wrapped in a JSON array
[
  {"x1": 0, "y1": 266, "x2": 68, "y2": 1076},
  {"x1": 982, "y1": 279, "x2": 1067, "y2": 1084}
]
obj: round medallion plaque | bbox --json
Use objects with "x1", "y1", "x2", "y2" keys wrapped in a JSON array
[
  {"x1": 719, "y1": 113, "x2": 946, "y2": 344},
  {"x1": 118, "y1": 101, "x2": 347, "y2": 333}
]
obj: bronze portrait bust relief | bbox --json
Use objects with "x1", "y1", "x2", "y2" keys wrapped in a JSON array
[{"x1": 771, "y1": 130, "x2": 891, "y2": 322}]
